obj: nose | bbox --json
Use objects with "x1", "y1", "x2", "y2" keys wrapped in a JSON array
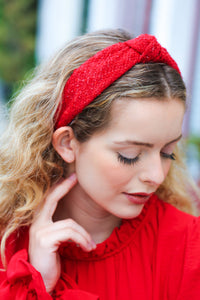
[{"x1": 139, "y1": 154, "x2": 166, "y2": 187}]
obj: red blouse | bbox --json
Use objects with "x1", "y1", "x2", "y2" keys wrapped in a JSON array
[{"x1": 0, "y1": 194, "x2": 200, "y2": 299}]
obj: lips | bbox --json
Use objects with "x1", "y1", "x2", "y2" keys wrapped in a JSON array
[{"x1": 123, "y1": 192, "x2": 153, "y2": 205}]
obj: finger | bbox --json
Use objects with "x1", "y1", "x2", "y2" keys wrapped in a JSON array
[
  {"x1": 31, "y1": 219, "x2": 94, "y2": 245},
  {"x1": 47, "y1": 219, "x2": 93, "y2": 243},
  {"x1": 35, "y1": 173, "x2": 77, "y2": 222},
  {"x1": 33, "y1": 226, "x2": 96, "y2": 252}
]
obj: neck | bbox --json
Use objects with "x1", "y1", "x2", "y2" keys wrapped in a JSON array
[{"x1": 53, "y1": 184, "x2": 121, "y2": 244}]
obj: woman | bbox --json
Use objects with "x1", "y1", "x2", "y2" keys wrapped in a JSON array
[{"x1": 0, "y1": 29, "x2": 199, "y2": 299}]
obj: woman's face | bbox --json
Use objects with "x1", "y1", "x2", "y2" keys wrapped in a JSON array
[{"x1": 72, "y1": 97, "x2": 185, "y2": 219}]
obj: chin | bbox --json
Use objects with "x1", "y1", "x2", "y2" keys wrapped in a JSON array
[{"x1": 114, "y1": 205, "x2": 144, "y2": 219}]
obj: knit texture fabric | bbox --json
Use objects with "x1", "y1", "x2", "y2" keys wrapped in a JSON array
[{"x1": 55, "y1": 34, "x2": 181, "y2": 129}]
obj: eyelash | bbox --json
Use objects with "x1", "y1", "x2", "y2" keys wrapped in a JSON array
[
  {"x1": 117, "y1": 152, "x2": 176, "y2": 166},
  {"x1": 117, "y1": 153, "x2": 140, "y2": 165},
  {"x1": 161, "y1": 152, "x2": 176, "y2": 160}
]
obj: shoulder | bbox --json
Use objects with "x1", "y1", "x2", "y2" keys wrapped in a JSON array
[
  {"x1": 152, "y1": 194, "x2": 199, "y2": 232},
  {"x1": 150, "y1": 195, "x2": 200, "y2": 297},
  {"x1": 148, "y1": 195, "x2": 200, "y2": 260},
  {"x1": 121, "y1": 195, "x2": 200, "y2": 294},
  {"x1": 135, "y1": 194, "x2": 200, "y2": 253}
]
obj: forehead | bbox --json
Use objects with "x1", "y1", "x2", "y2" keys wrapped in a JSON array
[
  {"x1": 110, "y1": 96, "x2": 184, "y2": 120},
  {"x1": 103, "y1": 97, "x2": 185, "y2": 143}
]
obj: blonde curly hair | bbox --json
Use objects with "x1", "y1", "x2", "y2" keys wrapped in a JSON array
[{"x1": 0, "y1": 29, "x2": 197, "y2": 266}]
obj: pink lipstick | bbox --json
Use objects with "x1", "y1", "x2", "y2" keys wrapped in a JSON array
[{"x1": 123, "y1": 192, "x2": 153, "y2": 205}]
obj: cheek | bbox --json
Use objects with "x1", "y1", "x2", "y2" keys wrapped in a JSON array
[
  {"x1": 95, "y1": 151, "x2": 136, "y2": 187},
  {"x1": 101, "y1": 160, "x2": 134, "y2": 187},
  {"x1": 75, "y1": 149, "x2": 134, "y2": 191},
  {"x1": 163, "y1": 160, "x2": 173, "y2": 178}
]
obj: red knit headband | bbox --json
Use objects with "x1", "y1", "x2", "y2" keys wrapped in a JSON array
[{"x1": 55, "y1": 34, "x2": 181, "y2": 129}]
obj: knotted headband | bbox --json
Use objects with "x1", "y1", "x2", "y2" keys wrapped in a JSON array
[{"x1": 55, "y1": 34, "x2": 181, "y2": 129}]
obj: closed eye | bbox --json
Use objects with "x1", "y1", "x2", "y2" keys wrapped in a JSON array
[
  {"x1": 117, "y1": 153, "x2": 140, "y2": 165},
  {"x1": 161, "y1": 152, "x2": 176, "y2": 160}
]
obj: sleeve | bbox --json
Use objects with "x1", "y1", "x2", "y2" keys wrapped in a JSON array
[{"x1": 0, "y1": 249, "x2": 99, "y2": 300}]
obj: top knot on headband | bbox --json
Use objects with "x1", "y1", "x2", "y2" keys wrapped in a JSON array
[{"x1": 55, "y1": 34, "x2": 181, "y2": 129}]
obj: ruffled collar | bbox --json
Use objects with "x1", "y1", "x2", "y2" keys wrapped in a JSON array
[{"x1": 59, "y1": 194, "x2": 156, "y2": 261}]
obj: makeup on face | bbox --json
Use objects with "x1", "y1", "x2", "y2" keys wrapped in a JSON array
[{"x1": 64, "y1": 97, "x2": 185, "y2": 221}]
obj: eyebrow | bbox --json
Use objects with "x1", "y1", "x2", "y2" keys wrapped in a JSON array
[{"x1": 113, "y1": 134, "x2": 182, "y2": 148}]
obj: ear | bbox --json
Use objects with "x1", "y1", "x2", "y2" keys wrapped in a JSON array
[{"x1": 52, "y1": 126, "x2": 77, "y2": 163}]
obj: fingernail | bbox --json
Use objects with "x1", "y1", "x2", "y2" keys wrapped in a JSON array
[
  {"x1": 69, "y1": 173, "x2": 77, "y2": 181},
  {"x1": 87, "y1": 241, "x2": 96, "y2": 251},
  {"x1": 90, "y1": 241, "x2": 96, "y2": 249},
  {"x1": 87, "y1": 242, "x2": 93, "y2": 251}
]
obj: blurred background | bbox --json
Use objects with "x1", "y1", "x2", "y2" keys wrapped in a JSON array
[{"x1": 0, "y1": 0, "x2": 200, "y2": 187}]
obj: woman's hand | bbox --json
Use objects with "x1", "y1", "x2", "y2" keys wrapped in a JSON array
[{"x1": 28, "y1": 173, "x2": 96, "y2": 294}]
